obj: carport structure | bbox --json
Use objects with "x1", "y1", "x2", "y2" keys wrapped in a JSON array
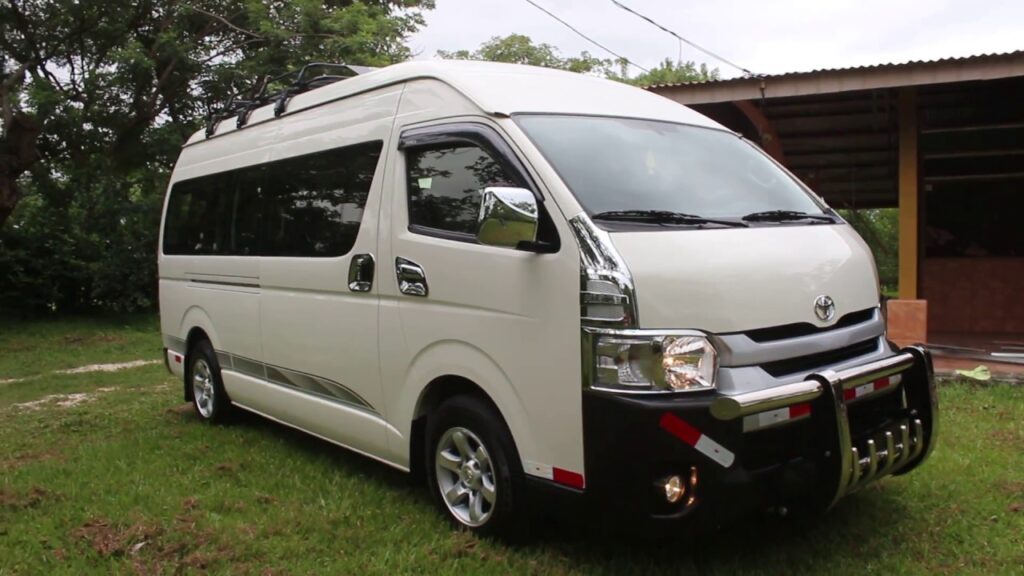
[{"x1": 648, "y1": 51, "x2": 1024, "y2": 360}]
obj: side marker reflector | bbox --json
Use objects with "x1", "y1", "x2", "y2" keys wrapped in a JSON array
[
  {"x1": 659, "y1": 413, "x2": 735, "y2": 468},
  {"x1": 552, "y1": 467, "x2": 585, "y2": 489},
  {"x1": 844, "y1": 374, "x2": 901, "y2": 401},
  {"x1": 743, "y1": 402, "x2": 812, "y2": 432}
]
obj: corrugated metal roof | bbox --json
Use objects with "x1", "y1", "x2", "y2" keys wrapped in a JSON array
[{"x1": 648, "y1": 50, "x2": 1024, "y2": 89}]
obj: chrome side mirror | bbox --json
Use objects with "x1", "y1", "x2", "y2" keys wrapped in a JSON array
[{"x1": 477, "y1": 187, "x2": 539, "y2": 249}]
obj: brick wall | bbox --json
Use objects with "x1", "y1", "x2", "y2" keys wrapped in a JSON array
[{"x1": 921, "y1": 257, "x2": 1024, "y2": 333}]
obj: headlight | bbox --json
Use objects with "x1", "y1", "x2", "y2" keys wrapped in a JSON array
[{"x1": 591, "y1": 332, "x2": 717, "y2": 392}]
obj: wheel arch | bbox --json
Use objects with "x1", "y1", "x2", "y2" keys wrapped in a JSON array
[
  {"x1": 403, "y1": 343, "x2": 534, "y2": 482},
  {"x1": 409, "y1": 375, "x2": 507, "y2": 481},
  {"x1": 179, "y1": 306, "x2": 220, "y2": 402}
]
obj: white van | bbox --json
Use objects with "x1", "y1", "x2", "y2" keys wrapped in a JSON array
[{"x1": 159, "y1": 60, "x2": 937, "y2": 536}]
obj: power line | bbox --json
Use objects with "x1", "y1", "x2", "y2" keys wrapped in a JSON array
[
  {"x1": 522, "y1": 0, "x2": 650, "y2": 73},
  {"x1": 609, "y1": 0, "x2": 755, "y2": 77}
]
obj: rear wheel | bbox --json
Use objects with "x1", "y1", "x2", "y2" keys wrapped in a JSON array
[
  {"x1": 188, "y1": 340, "x2": 232, "y2": 422},
  {"x1": 426, "y1": 395, "x2": 527, "y2": 538}
]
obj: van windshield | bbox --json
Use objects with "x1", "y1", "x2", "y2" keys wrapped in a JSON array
[{"x1": 516, "y1": 115, "x2": 829, "y2": 226}]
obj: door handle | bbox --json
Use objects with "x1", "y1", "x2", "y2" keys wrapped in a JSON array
[
  {"x1": 348, "y1": 253, "x2": 375, "y2": 292},
  {"x1": 395, "y1": 257, "x2": 428, "y2": 297}
]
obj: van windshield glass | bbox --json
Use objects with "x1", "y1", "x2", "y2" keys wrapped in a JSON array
[{"x1": 516, "y1": 115, "x2": 827, "y2": 224}]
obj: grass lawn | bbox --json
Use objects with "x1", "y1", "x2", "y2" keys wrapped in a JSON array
[{"x1": 1, "y1": 316, "x2": 1022, "y2": 575}]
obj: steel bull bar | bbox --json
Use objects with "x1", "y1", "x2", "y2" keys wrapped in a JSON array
[{"x1": 710, "y1": 346, "x2": 938, "y2": 509}]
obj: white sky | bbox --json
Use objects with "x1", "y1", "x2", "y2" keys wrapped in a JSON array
[{"x1": 408, "y1": 0, "x2": 1024, "y2": 78}]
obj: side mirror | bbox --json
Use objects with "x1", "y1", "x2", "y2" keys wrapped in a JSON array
[{"x1": 477, "y1": 187, "x2": 539, "y2": 249}]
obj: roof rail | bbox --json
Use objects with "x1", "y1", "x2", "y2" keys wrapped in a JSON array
[{"x1": 204, "y1": 63, "x2": 376, "y2": 139}]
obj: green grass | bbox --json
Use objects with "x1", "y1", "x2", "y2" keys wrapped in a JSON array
[
  {"x1": 2, "y1": 316, "x2": 1023, "y2": 575},
  {"x1": 0, "y1": 314, "x2": 160, "y2": 380}
]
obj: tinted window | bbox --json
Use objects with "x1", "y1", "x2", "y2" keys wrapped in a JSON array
[
  {"x1": 232, "y1": 167, "x2": 264, "y2": 256},
  {"x1": 163, "y1": 172, "x2": 237, "y2": 255},
  {"x1": 516, "y1": 115, "x2": 824, "y2": 219},
  {"x1": 162, "y1": 140, "x2": 382, "y2": 257},
  {"x1": 406, "y1": 145, "x2": 522, "y2": 236},
  {"x1": 264, "y1": 142, "x2": 381, "y2": 257}
]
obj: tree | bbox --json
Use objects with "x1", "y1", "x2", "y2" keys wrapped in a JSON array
[
  {"x1": 614, "y1": 58, "x2": 720, "y2": 87},
  {"x1": 439, "y1": 34, "x2": 609, "y2": 75},
  {"x1": 438, "y1": 34, "x2": 718, "y2": 85},
  {"x1": 0, "y1": 0, "x2": 433, "y2": 229},
  {"x1": 0, "y1": 0, "x2": 434, "y2": 312}
]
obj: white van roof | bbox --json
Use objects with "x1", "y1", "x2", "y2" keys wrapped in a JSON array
[{"x1": 186, "y1": 60, "x2": 722, "y2": 146}]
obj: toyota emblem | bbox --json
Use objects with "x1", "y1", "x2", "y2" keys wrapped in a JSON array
[{"x1": 814, "y1": 295, "x2": 836, "y2": 322}]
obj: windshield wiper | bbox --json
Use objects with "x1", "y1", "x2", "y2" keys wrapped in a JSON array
[
  {"x1": 592, "y1": 210, "x2": 748, "y2": 228},
  {"x1": 741, "y1": 210, "x2": 836, "y2": 223}
]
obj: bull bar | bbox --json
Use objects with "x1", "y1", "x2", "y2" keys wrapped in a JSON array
[{"x1": 709, "y1": 345, "x2": 938, "y2": 509}]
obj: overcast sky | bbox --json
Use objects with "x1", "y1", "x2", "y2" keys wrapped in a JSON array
[{"x1": 408, "y1": 0, "x2": 1024, "y2": 78}]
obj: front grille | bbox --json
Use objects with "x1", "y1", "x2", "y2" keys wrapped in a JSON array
[
  {"x1": 761, "y1": 338, "x2": 880, "y2": 377},
  {"x1": 743, "y1": 308, "x2": 876, "y2": 343}
]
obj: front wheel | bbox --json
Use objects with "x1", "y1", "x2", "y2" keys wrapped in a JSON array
[{"x1": 426, "y1": 395, "x2": 527, "y2": 538}]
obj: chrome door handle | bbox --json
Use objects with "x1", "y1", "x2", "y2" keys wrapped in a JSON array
[
  {"x1": 348, "y1": 253, "x2": 375, "y2": 292},
  {"x1": 395, "y1": 257, "x2": 428, "y2": 297}
]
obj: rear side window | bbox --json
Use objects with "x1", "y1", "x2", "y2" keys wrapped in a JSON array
[
  {"x1": 263, "y1": 142, "x2": 381, "y2": 257},
  {"x1": 162, "y1": 140, "x2": 382, "y2": 257},
  {"x1": 163, "y1": 172, "x2": 238, "y2": 255},
  {"x1": 406, "y1": 144, "x2": 523, "y2": 237}
]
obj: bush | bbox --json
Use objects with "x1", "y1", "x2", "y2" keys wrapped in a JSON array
[{"x1": 0, "y1": 173, "x2": 164, "y2": 315}]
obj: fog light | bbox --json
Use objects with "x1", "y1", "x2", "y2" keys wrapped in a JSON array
[{"x1": 663, "y1": 475, "x2": 685, "y2": 503}]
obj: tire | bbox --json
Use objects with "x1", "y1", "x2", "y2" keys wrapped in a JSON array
[
  {"x1": 187, "y1": 340, "x2": 232, "y2": 423},
  {"x1": 425, "y1": 395, "x2": 528, "y2": 539}
]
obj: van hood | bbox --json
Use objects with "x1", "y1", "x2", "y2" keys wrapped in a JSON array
[{"x1": 609, "y1": 224, "x2": 879, "y2": 333}]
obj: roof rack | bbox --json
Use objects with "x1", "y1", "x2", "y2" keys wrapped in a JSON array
[{"x1": 204, "y1": 63, "x2": 376, "y2": 139}]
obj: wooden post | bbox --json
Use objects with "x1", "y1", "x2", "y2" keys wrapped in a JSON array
[{"x1": 898, "y1": 88, "x2": 919, "y2": 299}]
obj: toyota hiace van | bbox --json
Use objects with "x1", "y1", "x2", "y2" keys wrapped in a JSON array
[{"x1": 160, "y1": 60, "x2": 937, "y2": 536}]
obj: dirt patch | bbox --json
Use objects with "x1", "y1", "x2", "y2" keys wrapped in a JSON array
[
  {"x1": 72, "y1": 515, "x2": 238, "y2": 575},
  {"x1": 214, "y1": 462, "x2": 240, "y2": 475},
  {"x1": 999, "y1": 480, "x2": 1024, "y2": 497},
  {"x1": 11, "y1": 387, "x2": 122, "y2": 411},
  {"x1": 1, "y1": 486, "x2": 55, "y2": 509},
  {"x1": 13, "y1": 392, "x2": 96, "y2": 411},
  {"x1": 1, "y1": 449, "x2": 63, "y2": 471},
  {"x1": 58, "y1": 360, "x2": 158, "y2": 375},
  {"x1": 73, "y1": 518, "x2": 162, "y2": 557},
  {"x1": 990, "y1": 429, "x2": 1023, "y2": 448},
  {"x1": 62, "y1": 334, "x2": 128, "y2": 347},
  {"x1": 165, "y1": 403, "x2": 193, "y2": 416}
]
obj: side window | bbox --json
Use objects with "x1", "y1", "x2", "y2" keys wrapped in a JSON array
[
  {"x1": 406, "y1": 144, "x2": 523, "y2": 237},
  {"x1": 232, "y1": 167, "x2": 264, "y2": 256},
  {"x1": 263, "y1": 141, "x2": 382, "y2": 257},
  {"x1": 163, "y1": 172, "x2": 235, "y2": 255}
]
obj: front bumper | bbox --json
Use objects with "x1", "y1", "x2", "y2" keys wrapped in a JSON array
[{"x1": 581, "y1": 346, "x2": 937, "y2": 523}]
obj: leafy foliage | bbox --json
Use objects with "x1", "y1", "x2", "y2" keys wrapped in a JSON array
[
  {"x1": 839, "y1": 208, "x2": 899, "y2": 295},
  {"x1": 0, "y1": 0, "x2": 433, "y2": 313},
  {"x1": 438, "y1": 34, "x2": 718, "y2": 86},
  {"x1": 612, "y1": 57, "x2": 721, "y2": 86},
  {"x1": 438, "y1": 33, "x2": 609, "y2": 74}
]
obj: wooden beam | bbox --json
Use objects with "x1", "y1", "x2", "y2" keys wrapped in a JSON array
[
  {"x1": 734, "y1": 100, "x2": 785, "y2": 162},
  {"x1": 647, "y1": 51, "x2": 1024, "y2": 104},
  {"x1": 923, "y1": 171, "x2": 1024, "y2": 182},
  {"x1": 898, "y1": 88, "x2": 919, "y2": 299},
  {"x1": 920, "y1": 121, "x2": 1024, "y2": 134}
]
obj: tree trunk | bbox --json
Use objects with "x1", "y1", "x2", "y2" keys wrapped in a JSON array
[
  {"x1": 0, "y1": 172, "x2": 18, "y2": 228},
  {"x1": 0, "y1": 112, "x2": 41, "y2": 228}
]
